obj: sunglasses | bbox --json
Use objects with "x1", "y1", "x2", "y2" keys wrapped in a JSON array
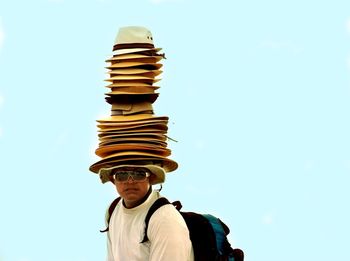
[{"x1": 112, "y1": 168, "x2": 151, "y2": 183}]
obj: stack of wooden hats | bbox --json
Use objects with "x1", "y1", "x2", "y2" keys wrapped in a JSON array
[{"x1": 89, "y1": 26, "x2": 178, "y2": 183}]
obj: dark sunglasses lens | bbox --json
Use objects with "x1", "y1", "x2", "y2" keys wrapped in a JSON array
[
  {"x1": 132, "y1": 170, "x2": 148, "y2": 181},
  {"x1": 114, "y1": 171, "x2": 129, "y2": 182}
]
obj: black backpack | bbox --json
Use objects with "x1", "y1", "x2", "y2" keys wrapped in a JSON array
[{"x1": 101, "y1": 197, "x2": 244, "y2": 261}]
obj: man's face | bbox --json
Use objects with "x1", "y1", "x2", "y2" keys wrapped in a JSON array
[{"x1": 112, "y1": 167, "x2": 152, "y2": 208}]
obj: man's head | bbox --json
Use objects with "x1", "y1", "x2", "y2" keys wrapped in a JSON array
[{"x1": 98, "y1": 164, "x2": 165, "y2": 208}]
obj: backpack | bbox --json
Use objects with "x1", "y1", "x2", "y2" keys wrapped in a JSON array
[{"x1": 101, "y1": 197, "x2": 244, "y2": 261}]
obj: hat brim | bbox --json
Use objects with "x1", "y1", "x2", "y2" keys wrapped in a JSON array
[
  {"x1": 107, "y1": 74, "x2": 159, "y2": 79},
  {"x1": 105, "y1": 94, "x2": 159, "y2": 104},
  {"x1": 99, "y1": 138, "x2": 167, "y2": 146},
  {"x1": 98, "y1": 132, "x2": 167, "y2": 140},
  {"x1": 89, "y1": 151, "x2": 178, "y2": 174},
  {"x1": 105, "y1": 78, "x2": 161, "y2": 84},
  {"x1": 95, "y1": 144, "x2": 171, "y2": 158},
  {"x1": 113, "y1": 47, "x2": 162, "y2": 56},
  {"x1": 106, "y1": 62, "x2": 163, "y2": 69},
  {"x1": 97, "y1": 123, "x2": 168, "y2": 132},
  {"x1": 99, "y1": 130, "x2": 167, "y2": 137},
  {"x1": 97, "y1": 120, "x2": 167, "y2": 127},
  {"x1": 106, "y1": 86, "x2": 159, "y2": 94},
  {"x1": 106, "y1": 82, "x2": 156, "y2": 88},
  {"x1": 97, "y1": 114, "x2": 168, "y2": 123},
  {"x1": 108, "y1": 68, "x2": 162, "y2": 75},
  {"x1": 105, "y1": 91, "x2": 157, "y2": 96},
  {"x1": 106, "y1": 54, "x2": 163, "y2": 62},
  {"x1": 109, "y1": 85, "x2": 159, "y2": 90}
]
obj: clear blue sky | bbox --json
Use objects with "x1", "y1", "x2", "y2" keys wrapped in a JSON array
[{"x1": 1, "y1": 0, "x2": 350, "y2": 260}]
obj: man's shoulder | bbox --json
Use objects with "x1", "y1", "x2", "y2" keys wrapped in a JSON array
[
  {"x1": 148, "y1": 197, "x2": 184, "y2": 223},
  {"x1": 146, "y1": 197, "x2": 190, "y2": 243}
]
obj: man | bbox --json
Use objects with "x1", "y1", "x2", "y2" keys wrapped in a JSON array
[{"x1": 99, "y1": 163, "x2": 194, "y2": 261}]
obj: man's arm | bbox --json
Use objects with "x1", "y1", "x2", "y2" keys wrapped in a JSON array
[{"x1": 106, "y1": 231, "x2": 115, "y2": 261}]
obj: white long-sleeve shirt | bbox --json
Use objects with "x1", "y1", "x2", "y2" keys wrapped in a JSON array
[{"x1": 106, "y1": 190, "x2": 194, "y2": 261}]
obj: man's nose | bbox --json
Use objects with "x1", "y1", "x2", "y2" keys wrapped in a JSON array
[{"x1": 126, "y1": 175, "x2": 135, "y2": 183}]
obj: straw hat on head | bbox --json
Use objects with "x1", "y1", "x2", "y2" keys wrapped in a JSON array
[
  {"x1": 112, "y1": 26, "x2": 162, "y2": 55},
  {"x1": 89, "y1": 26, "x2": 179, "y2": 185}
]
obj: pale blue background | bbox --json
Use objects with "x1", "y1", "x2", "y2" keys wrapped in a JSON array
[{"x1": 1, "y1": 0, "x2": 350, "y2": 260}]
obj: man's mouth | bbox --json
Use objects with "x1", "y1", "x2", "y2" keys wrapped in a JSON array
[{"x1": 124, "y1": 188, "x2": 138, "y2": 192}]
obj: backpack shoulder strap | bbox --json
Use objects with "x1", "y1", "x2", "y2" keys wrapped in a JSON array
[
  {"x1": 140, "y1": 197, "x2": 171, "y2": 243},
  {"x1": 100, "y1": 197, "x2": 122, "y2": 233}
]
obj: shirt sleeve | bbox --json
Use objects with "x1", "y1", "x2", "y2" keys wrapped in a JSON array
[
  {"x1": 147, "y1": 204, "x2": 193, "y2": 261},
  {"x1": 106, "y1": 232, "x2": 114, "y2": 261}
]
